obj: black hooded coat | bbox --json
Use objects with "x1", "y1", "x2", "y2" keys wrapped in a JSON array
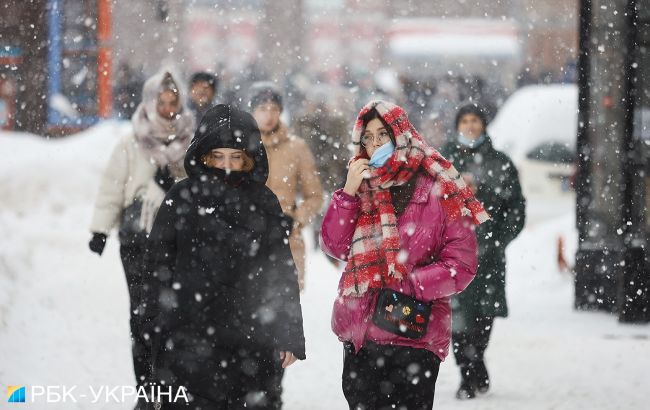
[{"x1": 139, "y1": 104, "x2": 305, "y2": 405}]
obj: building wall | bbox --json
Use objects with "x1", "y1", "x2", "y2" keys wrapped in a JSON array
[
  {"x1": 520, "y1": 0, "x2": 579, "y2": 76},
  {"x1": 112, "y1": 0, "x2": 187, "y2": 78},
  {"x1": 2, "y1": 0, "x2": 194, "y2": 133},
  {"x1": 0, "y1": 0, "x2": 49, "y2": 133},
  {"x1": 370, "y1": 0, "x2": 579, "y2": 78},
  {"x1": 385, "y1": 0, "x2": 515, "y2": 18},
  {"x1": 180, "y1": 0, "x2": 578, "y2": 85}
]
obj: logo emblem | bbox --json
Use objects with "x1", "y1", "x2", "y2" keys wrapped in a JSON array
[
  {"x1": 415, "y1": 314, "x2": 425, "y2": 324},
  {"x1": 7, "y1": 386, "x2": 26, "y2": 403},
  {"x1": 385, "y1": 304, "x2": 394, "y2": 313},
  {"x1": 402, "y1": 306, "x2": 411, "y2": 316}
]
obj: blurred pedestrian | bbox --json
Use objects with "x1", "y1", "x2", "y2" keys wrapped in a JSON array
[
  {"x1": 294, "y1": 98, "x2": 349, "y2": 194},
  {"x1": 249, "y1": 81, "x2": 323, "y2": 291},
  {"x1": 321, "y1": 100, "x2": 488, "y2": 410},
  {"x1": 293, "y1": 93, "x2": 349, "y2": 254},
  {"x1": 113, "y1": 61, "x2": 144, "y2": 119},
  {"x1": 188, "y1": 71, "x2": 218, "y2": 121},
  {"x1": 140, "y1": 104, "x2": 305, "y2": 409},
  {"x1": 441, "y1": 103, "x2": 526, "y2": 400},
  {"x1": 418, "y1": 112, "x2": 447, "y2": 149},
  {"x1": 88, "y1": 68, "x2": 195, "y2": 393}
]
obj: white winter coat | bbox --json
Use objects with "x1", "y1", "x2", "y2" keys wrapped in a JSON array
[{"x1": 90, "y1": 69, "x2": 195, "y2": 236}]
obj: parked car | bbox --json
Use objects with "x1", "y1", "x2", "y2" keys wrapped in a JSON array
[{"x1": 488, "y1": 84, "x2": 578, "y2": 199}]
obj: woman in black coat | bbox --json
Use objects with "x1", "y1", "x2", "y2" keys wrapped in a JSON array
[{"x1": 139, "y1": 104, "x2": 306, "y2": 409}]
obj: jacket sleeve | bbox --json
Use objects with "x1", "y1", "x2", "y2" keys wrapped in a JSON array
[
  {"x1": 319, "y1": 189, "x2": 360, "y2": 261},
  {"x1": 89, "y1": 137, "x2": 129, "y2": 234},
  {"x1": 408, "y1": 214, "x2": 478, "y2": 301},
  {"x1": 495, "y1": 160, "x2": 526, "y2": 247},
  {"x1": 294, "y1": 139, "x2": 324, "y2": 227},
  {"x1": 263, "y1": 203, "x2": 307, "y2": 360}
]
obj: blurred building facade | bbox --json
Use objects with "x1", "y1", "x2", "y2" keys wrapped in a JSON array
[
  {"x1": 0, "y1": 0, "x2": 48, "y2": 134},
  {"x1": 0, "y1": 0, "x2": 188, "y2": 134},
  {"x1": 1, "y1": 0, "x2": 114, "y2": 134},
  {"x1": 112, "y1": 0, "x2": 187, "y2": 74},
  {"x1": 2, "y1": 0, "x2": 579, "y2": 134},
  {"x1": 181, "y1": 0, "x2": 578, "y2": 89},
  {"x1": 385, "y1": 0, "x2": 579, "y2": 82}
]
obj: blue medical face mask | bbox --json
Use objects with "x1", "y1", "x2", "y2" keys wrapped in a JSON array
[
  {"x1": 368, "y1": 141, "x2": 395, "y2": 168},
  {"x1": 458, "y1": 133, "x2": 487, "y2": 148}
]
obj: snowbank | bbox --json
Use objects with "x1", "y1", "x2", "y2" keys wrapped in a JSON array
[{"x1": 0, "y1": 121, "x2": 130, "y2": 212}]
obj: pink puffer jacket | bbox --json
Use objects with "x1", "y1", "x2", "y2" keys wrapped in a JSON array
[{"x1": 320, "y1": 173, "x2": 478, "y2": 361}]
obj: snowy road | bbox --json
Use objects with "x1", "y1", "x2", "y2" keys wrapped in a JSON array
[{"x1": 1, "y1": 122, "x2": 649, "y2": 409}]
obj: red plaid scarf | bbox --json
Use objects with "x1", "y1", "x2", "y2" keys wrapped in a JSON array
[{"x1": 341, "y1": 100, "x2": 490, "y2": 297}]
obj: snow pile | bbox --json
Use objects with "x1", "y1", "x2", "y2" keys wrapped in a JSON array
[
  {"x1": 0, "y1": 121, "x2": 129, "y2": 212},
  {"x1": 0, "y1": 121, "x2": 135, "y2": 408},
  {"x1": 1, "y1": 121, "x2": 648, "y2": 409}
]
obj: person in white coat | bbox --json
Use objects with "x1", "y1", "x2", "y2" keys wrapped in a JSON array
[{"x1": 87, "y1": 68, "x2": 195, "y2": 395}]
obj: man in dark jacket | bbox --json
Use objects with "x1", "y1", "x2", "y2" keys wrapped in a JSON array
[
  {"x1": 188, "y1": 71, "x2": 218, "y2": 121},
  {"x1": 441, "y1": 103, "x2": 526, "y2": 400},
  {"x1": 139, "y1": 104, "x2": 305, "y2": 409},
  {"x1": 293, "y1": 98, "x2": 349, "y2": 255}
]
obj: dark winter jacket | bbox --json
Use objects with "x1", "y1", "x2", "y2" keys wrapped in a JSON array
[
  {"x1": 441, "y1": 136, "x2": 526, "y2": 325},
  {"x1": 293, "y1": 109, "x2": 349, "y2": 194},
  {"x1": 140, "y1": 105, "x2": 306, "y2": 394}
]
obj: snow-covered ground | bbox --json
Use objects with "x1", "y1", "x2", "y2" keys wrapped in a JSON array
[{"x1": 1, "y1": 122, "x2": 648, "y2": 409}]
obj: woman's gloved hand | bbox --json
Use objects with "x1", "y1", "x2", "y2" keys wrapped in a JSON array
[{"x1": 88, "y1": 232, "x2": 107, "y2": 255}]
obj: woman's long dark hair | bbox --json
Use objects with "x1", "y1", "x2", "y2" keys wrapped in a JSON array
[{"x1": 361, "y1": 108, "x2": 395, "y2": 140}]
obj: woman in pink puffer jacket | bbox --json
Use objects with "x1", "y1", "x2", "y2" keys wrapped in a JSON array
[{"x1": 320, "y1": 100, "x2": 488, "y2": 410}]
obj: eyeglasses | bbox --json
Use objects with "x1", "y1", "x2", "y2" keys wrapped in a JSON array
[{"x1": 361, "y1": 130, "x2": 391, "y2": 147}]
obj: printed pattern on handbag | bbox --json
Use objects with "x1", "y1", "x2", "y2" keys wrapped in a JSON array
[{"x1": 371, "y1": 288, "x2": 432, "y2": 339}]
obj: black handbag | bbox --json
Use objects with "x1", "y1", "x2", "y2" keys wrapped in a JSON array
[
  {"x1": 118, "y1": 199, "x2": 146, "y2": 244},
  {"x1": 372, "y1": 288, "x2": 432, "y2": 339}
]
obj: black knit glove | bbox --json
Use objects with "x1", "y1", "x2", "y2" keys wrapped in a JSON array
[
  {"x1": 88, "y1": 232, "x2": 107, "y2": 256},
  {"x1": 154, "y1": 167, "x2": 175, "y2": 192}
]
